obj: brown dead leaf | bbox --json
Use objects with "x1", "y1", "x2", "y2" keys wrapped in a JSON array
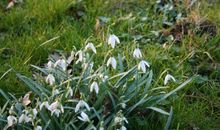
[{"x1": 22, "y1": 91, "x2": 32, "y2": 106}]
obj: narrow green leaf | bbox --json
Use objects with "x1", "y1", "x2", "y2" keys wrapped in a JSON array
[{"x1": 147, "y1": 107, "x2": 169, "y2": 115}]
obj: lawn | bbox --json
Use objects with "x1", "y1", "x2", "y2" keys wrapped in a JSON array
[{"x1": 0, "y1": 0, "x2": 219, "y2": 129}]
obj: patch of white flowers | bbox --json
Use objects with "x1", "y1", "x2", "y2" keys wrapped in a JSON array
[{"x1": 1, "y1": 33, "x2": 182, "y2": 130}]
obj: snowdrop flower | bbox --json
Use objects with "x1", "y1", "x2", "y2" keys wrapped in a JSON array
[
  {"x1": 39, "y1": 101, "x2": 50, "y2": 110},
  {"x1": 76, "y1": 50, "x2": 84, "y2": 64},
  {"x1": 19, "y1": 114, "x2": 32, "y2": 123},
  {"x1": 99, "y1": 74, "x2": 108, "y2": 82},
  {"x1": 75, "y1": 100, "x2": 90, "y2": 113},
  {"x1": 78, "y1": 112, "x2": 90, "y2": 122},
  {"x1": 90, "y1": 81, "x2": 99, "y2": 94},
  {"x1": 53, "y1": 89, "x2": 60, "y2": 96},
  {"x1": 107, "y1": 57, "x2": 117, "y2": 69},
  {"x1": 67, "y1": 87, "x2": 73, "y2": 97},
  {"x1": 7, "y1": 115, "x2": 17, "y2": 127},
  {"x1": 108, "y1": 34, "x2": 120, "y2": 48},
  {"x1": 48, "y1": 101, "x2": 59, "y2": 112},
  {"x1": 47, "y1": 61, "x2": 54, "y2": 69},
  {"x1": 138, "y1": 60, "x2": 150, "y2": 73},
  {"x1": 121, "y1": 126, "x2": 127, "y2": 130},
  {"x1": 54, "y1": 59, "x2": 67, "y2": 71},
  {"x1": 133, "y1": 48, "x2": 142, "y2": 58},
  {"x1": 115, "y1": 117, "x2": 128, "y2": 124},
  {"x1": 48, "y1": 101, "x2": 64, "y2": 117},
  {"x1": 85, "y1": 42, "x2": 97, "y2": 54},
  {"x1": 164, "y1": 74, "x2": 176, "y2": 85},
  {"x1": 32, "y1": 108, "x2": 38, "y2": 118},
  {"x1": 35, "y1": 126, "x2": 42, "y2": 130},
  {"x1": 67, "y1": 51, "x2": 75, "y2": 64},
  {"x1": 45, "y1": 74, "x2": 55, "y2": 85}
]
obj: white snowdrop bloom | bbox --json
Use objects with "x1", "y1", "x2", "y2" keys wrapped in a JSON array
[
  {"x1": 90, "y1": 81, "x2": 99, "y2": 94},
  {"x1": 75, "y1": 100, "x2": 90, "y2": 113},
  {"x1": 76, "y1": 50, "x2": 84, "y2": 64},
  {"x1": 53, "y1": 89, "x2": 60, "y2": 96},
  {"x1": 32, "y1": 109, "x2": 38, "y2": 118},
  {"x1": 51, "y1": 109, "x2": 62, "y2": 117},
  {"x1": 54, "y1": 59, "x2": 67, "y2": 71},
  {"x1": 39, "y1": 101, "x2": 50, "y2": 110},
  {"x1": 67, "y1": 51, "x2": 75, "y2": 64},
  {"x1": 99, "y1": 74, "x2": 109, "y2": 82},
  {"x1": 47, "y1": 61, "x2": 54, "y2": 69},
  {"x1": 85, "y1": 42, "x2": 97, "y2": 54},
  {"x1": 133, "y1": 48, "x2": 142, "y2": 58},
  {"x1": 47, "y1": 101, "x2": 64, "y2": 117},
  {"x1": 114, "y1": 117, "x2": 121, "y2": 124},
  {"x1": 9, "y1": 106, "x2": 14, "y2": 115},
  {"x1": 18, "y1": 114, "x2": 32, "y2": 123},
  {"x1": 45, "y1": 74, "x2": 55, "y2": 86},
  {"x1": 35, "y1": 126, "x2": 42, "y2": 130},
  {"x1": 7, "y1": 115, "x2": 17, "y2": 127},
  {"x1": 121, "y1": 103, "x2": 126, "y2": 109},
  {"x1": 138, "y1": 60, "x2": 150, "y2": 73},
  {"x1": 48, "y1": 101, "x2": 59, "y2": 112},
  {"x1": 164, "y1": 74, "x2": 176, "y2": 85},
  {"x1": 121, "y1": 126, "x2": 127, "y2": 130},
  {"x1": 77, "y1": 112, "x2": 90, "y2": 122},
  {"x1": 108, "y1": 34, "x2": 120, "y2": 48},
  {"x1": 107, "y1": 57, "x2": 117, "y2": 69},
  {"x1": 67, "y1": 87, "x2": 73, "y2": 97}
]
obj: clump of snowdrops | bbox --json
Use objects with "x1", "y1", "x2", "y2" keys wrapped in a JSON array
[{"x1": 0, "y1": 34, "x2": 192, "y2": 130}]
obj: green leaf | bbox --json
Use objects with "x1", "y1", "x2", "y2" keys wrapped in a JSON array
[
  {"x1": 164, "y1": 107, "x2": 173, "y2": 130},
  {"x1": 147, "y1": 107, "x2": 169, "y2": 115}
]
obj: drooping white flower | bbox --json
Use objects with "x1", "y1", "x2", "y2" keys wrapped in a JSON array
[
  {"x1": 99, "y1": 74, "x2": 109, "y2": 82},
  {"x1": 138, "y1": 60, "x2": 150, "y2": 73},
  {"x1": 67, "y1": 87, "x2": 73, "y2": 97},
  {"x1": 7, "y1": 115, "x2": 17, "y2": 127},
  {"x1": 39, "y1": 101, "x2": 50, "y2": 110},
  {"x1": 114, "y1": 116, "x2": 128, "y2": 124},
  {"x1": 48, "y1": 101, "x2": 59, "y2": 112},
  {"x1": 32, "y1": 108, "x2": 38, "y2": 118},
  {"x1": 164, "y1": 74, "x2": 176, "y2": 85},
  {"x1": 75, "y1": 100, "x2": 90, "y2": 113},
  {"x1": 67, "y1": 51, "x2": 75, "y2": 64},
  {"x1": 108, "y1": 34, "x2": 120, "y2": 48},
  {"x1": 85, "y1": 42, "x2": 97, "y2": 54},
  {"x1": 35, "y1": 126, "x2": 42, "y2": 130},
  {"x1": 133, "y1": 48, "x2": 142, "y2": 58},
  {"x1": 121, "y1": 126, "x2": 127, "y2": 130},
  {"x1": 53, "y1": 89, "x2": 60, "y2": 95},
  {"x1": 18, "y1": 114, "x2": 32, "y2": 123},
  {"x1": 45, "y1": 74, "x2": 55, "y2": 85},
  {"x1": 47, "y1": 61, "x2": 54, "y2": 69},
  {"x1": 107, "y1": 57, "x2": 117, "y2": 69},
  {"x1": 90, "y1": 81, "x2": 99, "y2": 94},
  {"x1": 47, "y1": 101, "x2": 64, "y2": 117},
  {"x1": 54, "y1": 59, "x2": 67, "y2": 71},
  {"x1": 75, "y1": 50, "x2": 84, "y2": 64},
  {"x1": 77, "y1": 112, "x2": 90, "y2": 122}
]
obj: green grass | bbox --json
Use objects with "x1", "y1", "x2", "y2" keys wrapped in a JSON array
[{"x1": 0, "y1": 0, "x2": 219, "y2": 129}]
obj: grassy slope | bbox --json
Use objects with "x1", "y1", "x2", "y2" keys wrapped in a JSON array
[{"x1": 0, "y1": 0, "x2": 219, "y2": 129}]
